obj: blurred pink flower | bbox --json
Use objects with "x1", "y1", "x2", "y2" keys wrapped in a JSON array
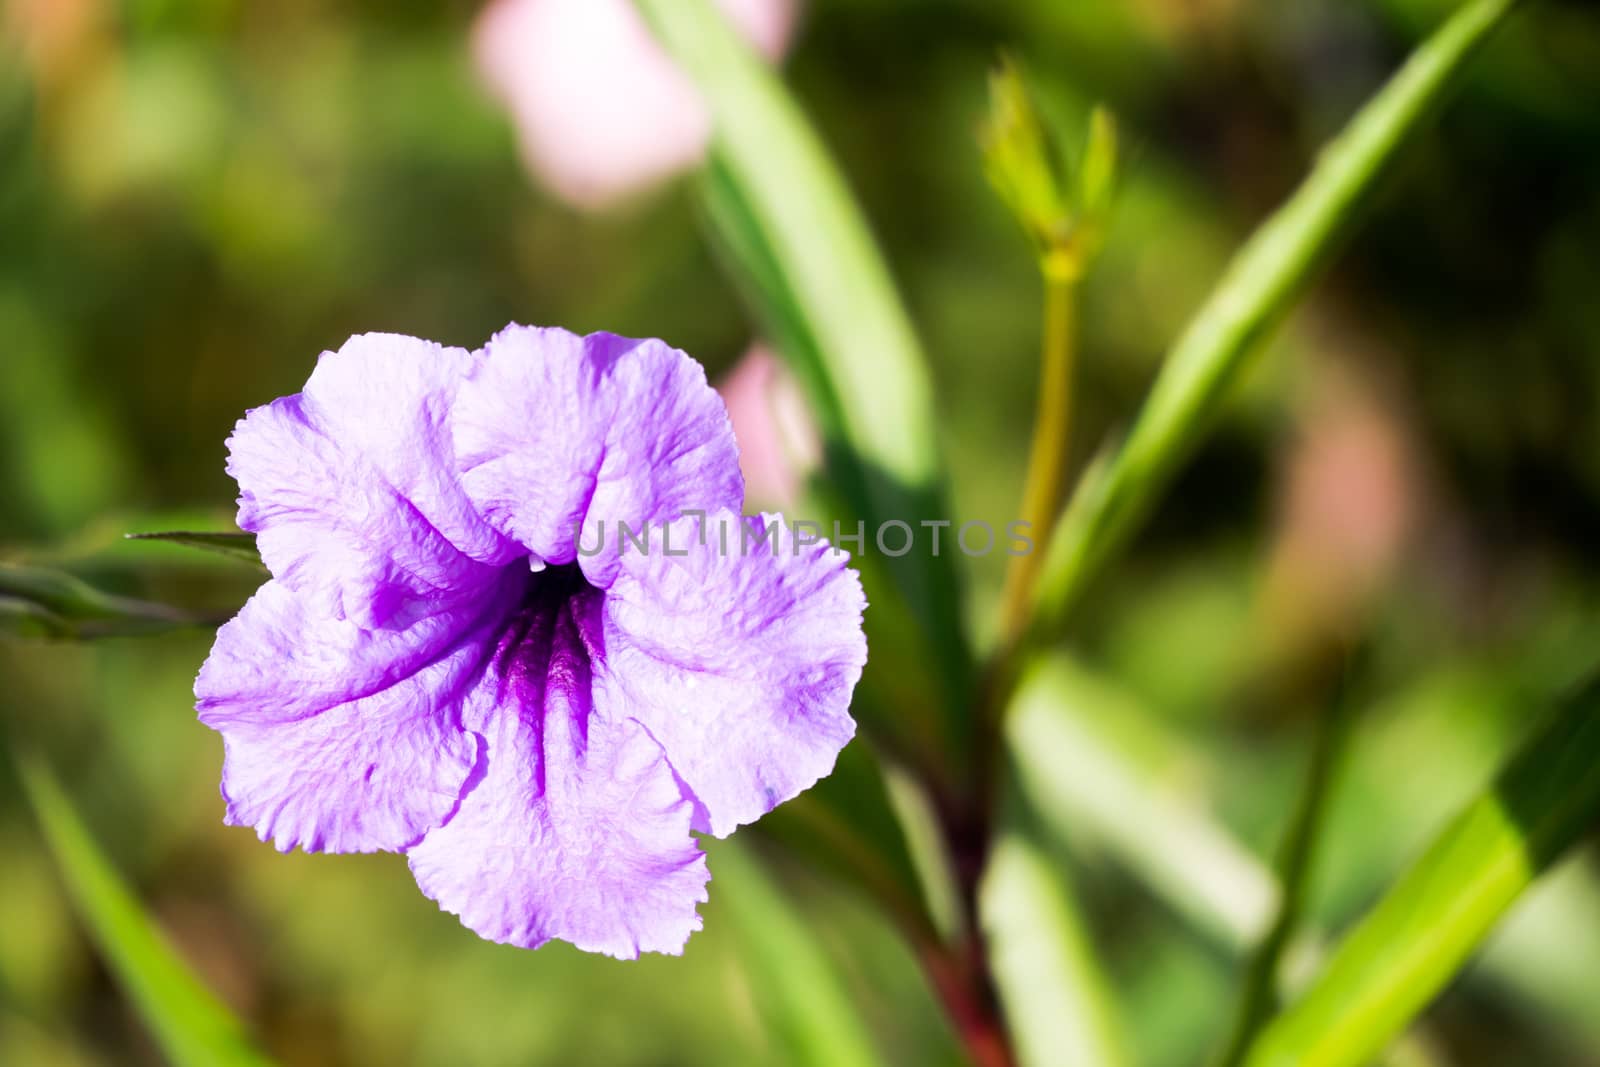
[
  {"x1": 1280, "y1": 395, "x2": 1413, "y2": 593},
  {"x1": 473, "y1": 0, "x2": 798, "y2": 210},
  {"x1": 1262, "y1": 363, "x2": 1419, "y2": 644},
  {"x1": 717, "y1": 345, "x2": 820, "y2": 509}
]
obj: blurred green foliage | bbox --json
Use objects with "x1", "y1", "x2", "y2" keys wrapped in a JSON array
[{"x1": 3, "y1": 0, "x2": 1600, "y2": 1064}]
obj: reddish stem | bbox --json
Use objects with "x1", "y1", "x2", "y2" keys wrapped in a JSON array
[
  {"x1": 909, "y1": 764, "x2": 1015, "y2": 1067},
  {"x1": 919, "y1": 936, "x2": 1016, "y2": 1067}
]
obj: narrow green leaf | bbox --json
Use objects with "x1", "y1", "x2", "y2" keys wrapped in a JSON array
[
  {"x1": 981, "y1": 803, "x2": 1130, "y2": 1067},
  {"x1": 0, "y1": 561, "x2": 199, "y2": 639},
  {"x1": 1012, "y1": 653, "x2": 1600, "y2": 1062},
  {"x1": 880, "y1": 760, "x2": 965, "y2": 941},
  {"x1": 1242, "y1": 678, "x2": 1600, "y2": 1067},
  {"x1": 125, "y1": 531, "x2": 265, "y2": 568},
  {"x1": 16, "y1": 755, "x2": 275, "y2": 1067},
  {"x1": 634, "y1": 0, "x2": 974, "y2": 756},
  {"x1": 714, "y1": 842, "x2": 886, "y2": 1067},
  {"x1": 1027, "y1": 0, "x2": 1520, "y2": 642}
]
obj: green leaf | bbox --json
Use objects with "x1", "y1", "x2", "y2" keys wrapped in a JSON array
[
  {"x1": 880, "y1": 760, "x2": 965, "y2": 942},
  {"x1": 125, "y1": 530, "x2": 265, "y2": 568},
  {"x1": 1241, "y1": 678, "x2": 1600, "y2": 1067},
  {"x1": 1026, "y1": 0, "x2": 1521, "y2": 642},
  {"x1": 16, "y1": 755, "x2": 275, "y2": 1067},
  {"x1": 0, "y1": 561, "x2": 201, "y2": 639},
  {"x1": 634, "y1": 0, "x2": 974, "y2": 764},
  {"x1": 981, "y1": 801, "x2": 1130, "y2": 1067},
  {"x1": 1012, "y1": 653, "x2": 1600, "y2": 1062},
  {"x1": 714, "y1": 842, "x2": 886, "y2": 1067}
]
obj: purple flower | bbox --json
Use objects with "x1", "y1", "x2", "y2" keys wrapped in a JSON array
[{"x1": 195, "y1": 326, "x2": 866, "y2": 958}]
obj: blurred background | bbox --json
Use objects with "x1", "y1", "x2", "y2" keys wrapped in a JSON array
[{"x1": 3, "y1": 0, "x2": 1600, "y2": 1064}]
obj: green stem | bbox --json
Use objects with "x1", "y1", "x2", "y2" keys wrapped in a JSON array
[
  {"x1": 1022, "y1": 0, "x2": 1520, "y2": 650},
  {"x1": 1217, "y1": 665, "x2": 1356, "y2": 1067},
  {"x1": 1000, "y1": 262, "x2": 1079, "y2": 645}
]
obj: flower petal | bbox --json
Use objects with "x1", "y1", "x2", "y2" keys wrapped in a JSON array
[
  {"x1": 195, "y1": 580, "x2": 513, "y2": 854},
  {"x1": 228, "y1": 332, "x2": 519, "y2": 629},
  {"x1": 597, "y1": 512, "x2": 866, "y2": 837},
  {"x1": 451, "y1": 325, "x2": 744, "y2": 586},
  {"x1": 407, "y1": 596, "x2": 708, "y2": 957}
]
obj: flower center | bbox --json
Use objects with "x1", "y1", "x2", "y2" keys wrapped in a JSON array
[
  {"x1": 490, "y1": 561, "x2": 600, "y2": 698},
  {"x1": 516, "y1": 560, "x2": 591, "y2": 613}
]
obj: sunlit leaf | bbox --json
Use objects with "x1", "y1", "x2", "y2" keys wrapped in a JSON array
[
  {"x1": 1009, "y1": 657, "x2": 1277, "y2": 949},
  {"x1": 1014, "y1": 653, "x2": 1600, "y2": 1061},
  {"x1": 981, "y1": 805, "x2": 1129, "y2": 1067},
  {"x1": 1241, "y1": 676, "x2": 1600, "y2": 1067}
]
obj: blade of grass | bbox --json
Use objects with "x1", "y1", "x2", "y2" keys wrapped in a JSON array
[
  {"x1": 1216, "y1": 664, "x2": 1357, "y2": 1067},
  {"x1": 714, "y1": 842, "x2": 886, "y2": 1067},
  {"x1": 634, "y1": 0, "x2": 974, "y2": 766},
  {"x1": 16, "y1": 755, "x2": 274, "y2": 1067},
  {"x1": 1241, "y1": 677, "x2": 1600, "y2": 1067},
  {"x1": 1025, "y1": 0, "x2": 1520, "y2": 646}
]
